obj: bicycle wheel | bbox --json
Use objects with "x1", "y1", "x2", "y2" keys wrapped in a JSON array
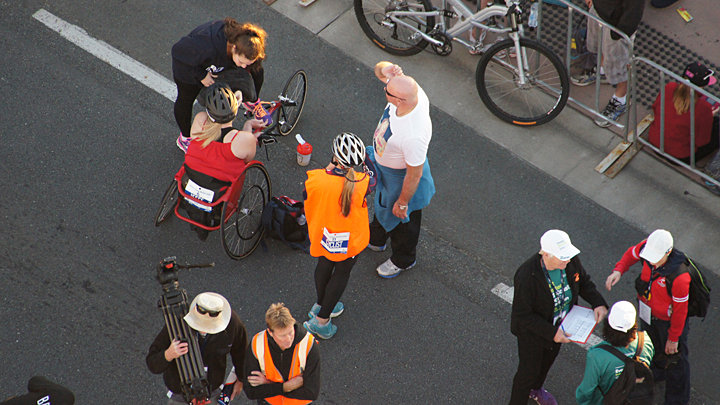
[
  {"x1": 154, "y1": 180, "x2": 178, "y2": 226},
  {"x1": 276, "y1": 70, "x2": 307, "y2": 136},
  {"x1": 221, "y1": 163, "x2": 271, "y2": 260},
  {"x1": 476, "y1": 38, "x2": 569, "y2": 126},
  {"x1": 354, "y1": 0, "x2": 435, "y2": 56}
]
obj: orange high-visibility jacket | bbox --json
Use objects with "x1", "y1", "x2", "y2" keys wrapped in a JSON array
[
  {"x1": 250, "y1": 330, "x2": 315, "y2": 405},
  {"x1": 304, "y1": 169, "x2": 370, "y2": 260}
]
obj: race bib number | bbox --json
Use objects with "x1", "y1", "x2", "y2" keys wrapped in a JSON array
[
  {"x1": 184, "y1": 179, "x2": 214, "y2": 212},
  {"x1": 638, "y1": 300, "x2": 651, "y2": 325},
  {"x1": 321, "y1": 228, "x2": 350, "y2": 254}
]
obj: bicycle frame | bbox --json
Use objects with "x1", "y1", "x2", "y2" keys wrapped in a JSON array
[
  {"x1": 384, "y1": 0, "x2": 532, "y2": 84},
  {"x1": 385, "y1": 0, "x2": 525, "y2": 49}
]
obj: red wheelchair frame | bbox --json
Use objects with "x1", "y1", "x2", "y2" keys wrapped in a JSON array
[
  {"x1": 154, "y1": 162, "x2": 271, "y2": 260},
  {"x1": 154, "y1": 69, "x2": 307, "y2": 260}
]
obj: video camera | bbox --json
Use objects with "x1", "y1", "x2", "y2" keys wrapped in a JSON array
[{"x1": 156, "y1": 256, "x2": 215, "y2": 404}]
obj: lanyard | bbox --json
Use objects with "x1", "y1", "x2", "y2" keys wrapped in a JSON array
[
  {"x1": 642, "y1": 260, "x2": 664, "y2": 299},
  {"x1": 541, "y1": 260, "x2": 568, "y2": 318}
]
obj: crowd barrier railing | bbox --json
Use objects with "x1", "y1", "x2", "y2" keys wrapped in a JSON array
[
  {"x1": 534, "y1": 0, "x2": 636, "y2": 136},
  {"x1": 534, "y1": 0, "x2": 720, "y2": 188},
  {"x1": 632, "y1": 57, "x2": 720, "y2": 187}
]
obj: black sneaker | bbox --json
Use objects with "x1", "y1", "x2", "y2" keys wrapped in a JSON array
[{"x1": 594, "y1": 98, "x2": 626, "y2": 128}]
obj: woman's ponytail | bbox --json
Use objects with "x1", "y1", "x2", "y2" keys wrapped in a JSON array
[{"x1": 340, "y1": 168, "x2": 356, "y2": 217}]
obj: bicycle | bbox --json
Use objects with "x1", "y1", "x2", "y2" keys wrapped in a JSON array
[{"x1": 354, "y1": 0, "x2": 569, "y2": 126}]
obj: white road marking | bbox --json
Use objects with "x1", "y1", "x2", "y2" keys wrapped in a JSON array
[
  {"x1": 32, "y1": 8, "x2": 176, "y2": 102},
  {"x1": 492, "y1": 283, "x2": 604, "y2": 350}
]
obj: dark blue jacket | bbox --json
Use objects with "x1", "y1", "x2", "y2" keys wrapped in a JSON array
[{"x1": 171, "y1": 20, "x2": 263, "y2": 97}]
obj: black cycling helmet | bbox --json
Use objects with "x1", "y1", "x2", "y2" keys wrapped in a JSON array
[
  {"x1": 205, "y1": 83, "x2": 238, "y2": 124},
  {"x1": 332, "y1": 132, "x2": 366, "y2": 167}
]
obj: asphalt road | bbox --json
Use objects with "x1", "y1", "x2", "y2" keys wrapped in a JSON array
[{"x1": 0, "y1": 0, "x2": 718, "y2": 403}]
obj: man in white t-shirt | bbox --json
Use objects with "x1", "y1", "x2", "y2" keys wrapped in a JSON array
[{"x1": 367, "y1": 61, "x2": 435, "y2": 278}]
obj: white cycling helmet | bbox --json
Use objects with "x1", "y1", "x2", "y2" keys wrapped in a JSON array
[{"x1": 332, "y1": 132, "x2": 365, "y2": 168}]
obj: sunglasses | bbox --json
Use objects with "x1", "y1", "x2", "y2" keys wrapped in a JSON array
[
  {"x1": 196, "y1": 304, "x2": 221, "y2": 317},
  {"x1": 384, "y1": 86, "x2": 405, "y2": 101}
]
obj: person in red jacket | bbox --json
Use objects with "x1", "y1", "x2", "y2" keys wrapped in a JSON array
[
  {"x1": 605, "y1": 229, "x2": 692, "y2": 405},
  {"x1": 648, "y1": 62, "x2": 719, "y2": 164},
  {"x1": 302, "y1": 133, "x2": 371, "y2": 339}
]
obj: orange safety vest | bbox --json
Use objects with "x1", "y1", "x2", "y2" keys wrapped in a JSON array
[
  {"x1": 304, "y1": 170, "x2": 370, "y2": 260},
  {"x1": 251, "y1": 330, "x2": 315, "y2": 405}
]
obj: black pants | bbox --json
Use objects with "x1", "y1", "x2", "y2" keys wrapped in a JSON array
[
  {"x1": 174, "y1": 80, "x2": 203, "y2": 138},
  {"x1": 314, "y1": 255, "x2": 358, "y2": 319},
  {"x1": 641, "y1": 318, "x2": 690, "y2": 405},
  {"x1": 369, "y1": 210, "x2": 422, "y2": 269},
  {"x1": 509, "y1": 334, "x2": 561, "y2": 405}
]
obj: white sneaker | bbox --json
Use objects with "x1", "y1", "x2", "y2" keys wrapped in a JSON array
[{"x1": 376, "y1": 259, "x2": 416, "y2": 279}]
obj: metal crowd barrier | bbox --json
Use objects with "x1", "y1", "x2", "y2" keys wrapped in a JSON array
[
  {"x1": 533, "y1": 0, "x2": 720, "y2": 187},
  {"x1": 534, "y1": 0, "x2": 635, "y2": 135},
  {"x1": 632, "y1": 57, "x2": 720, "y2": 187}
]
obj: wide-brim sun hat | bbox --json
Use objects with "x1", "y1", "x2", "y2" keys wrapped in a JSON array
[{"x1": 184, "y1": 292, "x2": 231, "y2": 334}]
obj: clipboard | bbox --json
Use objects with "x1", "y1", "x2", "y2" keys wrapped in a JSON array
[{"x1": 559, "y1": 305, "x2": 598, "y2": 344}]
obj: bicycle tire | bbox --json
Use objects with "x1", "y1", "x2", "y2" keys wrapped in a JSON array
[
  {"x1": 354, "y1": 0, "x2": 435, "y2": 56},
  {"x1": 276, "y1": 70, "x2": 307, "y2": 136},
  {"x1": 154, "y1": 180, "x2": 178, "y2": 226},
  {"x1": 475, "y1": 38, "x2": 569, "y2": 126},
  {"x1": 221, "y1": 163, "x2": 271, "y2": 260}
]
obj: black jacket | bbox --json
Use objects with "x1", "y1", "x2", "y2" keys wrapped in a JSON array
[
  {"x1": 511, "y1": 254, "x2": 608, "y2": 345},
  {"x1": 171, "y1": 20, "x2": 264, "y2": 96},
  {"x1": 0, "y1": 376, "x2": 74, "y2": 405},
  {"x1": 146, "y1": 310, "x2": 248, "y2": 395},
  {"x1": 243, "y1": 324, "x2": 320, "y2": 401},
  {"x1": 594, "y1": 0, "x2": 645, "y2": 40}
]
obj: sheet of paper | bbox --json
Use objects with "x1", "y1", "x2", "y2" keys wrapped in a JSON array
[{"x1": 559, "y1": 305, "x2": 598, "y2": 344}]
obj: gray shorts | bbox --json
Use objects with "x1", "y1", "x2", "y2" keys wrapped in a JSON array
[{"x1": 586, "y1": 7, "x2": 635, "y2": 85}]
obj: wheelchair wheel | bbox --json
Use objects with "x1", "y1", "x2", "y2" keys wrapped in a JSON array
[
  {"x1": 221, "y1": 163, "x2": 271, "y2": 259},
  {"x1": 154, "y1": 180, "x2": 178, "y2": 226},
  {"x1": 276, "y1": 70, "x2": 307, "y2": 136}
]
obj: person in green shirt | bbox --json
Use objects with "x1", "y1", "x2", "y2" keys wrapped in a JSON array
[{"x1": 576, "y1": 301, "x2": 654, "y2": 404}]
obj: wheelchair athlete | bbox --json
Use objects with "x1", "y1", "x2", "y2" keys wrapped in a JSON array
[{"x1": 181, "y1": 82, "x2": 264, "y2": 240}]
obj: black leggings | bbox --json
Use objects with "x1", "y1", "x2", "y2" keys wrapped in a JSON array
[
  {"x1": 314, "y1": 255, "x2": 358, "y2": 319},
  {"x1": 174, "y1": 80, "x2": 203, "y2": 138}
]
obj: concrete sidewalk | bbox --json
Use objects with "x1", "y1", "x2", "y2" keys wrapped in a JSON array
[{"x1": 271, "y1": 0, "x2": 720, "y2": 271}]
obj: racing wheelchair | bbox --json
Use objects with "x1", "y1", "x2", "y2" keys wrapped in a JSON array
[{"x1": 154, "y1": 70, "x2": 307, "y2": 260}]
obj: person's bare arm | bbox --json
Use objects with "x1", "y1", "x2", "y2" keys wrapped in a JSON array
[
  {"x1": 374, "y1": 61, "x2": 404, "y2": 83},
  {"x1": 392, "y1": 164, "x2": 423, "y2": 219}
]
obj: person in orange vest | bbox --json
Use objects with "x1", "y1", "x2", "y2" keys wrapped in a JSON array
[
  {"x1": 302, "y1": 132, "x2": 372, "y2": 339},
  {"x1": 243, "y1": 303, "x2": 320, "y2": 404}
]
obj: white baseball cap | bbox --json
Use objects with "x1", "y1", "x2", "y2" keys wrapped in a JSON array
[
  {"x1": 639, "y1": 229, "x2": 673, "y2": 263},
  {"x1": 540, "y1": 229, "x2": 580, "y2": 261},
  {"x1": 608, "y1": 301, "x2": 637, "y2": 332}
]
